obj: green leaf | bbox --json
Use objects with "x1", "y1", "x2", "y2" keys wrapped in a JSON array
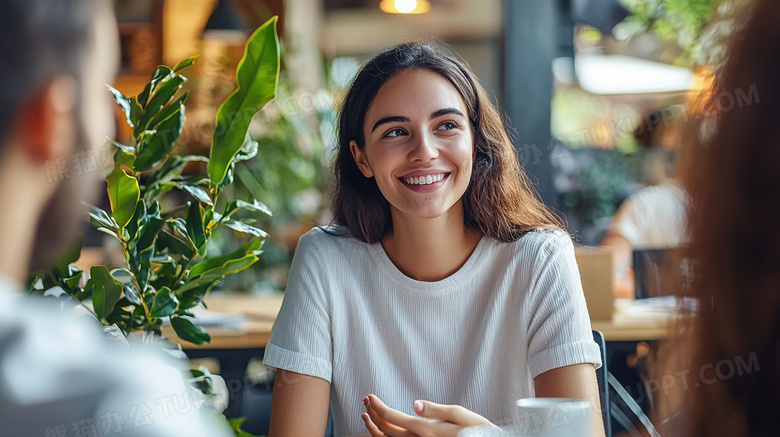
[
  {"x1": 179, "y1": 184, "x2": 213, "y2": 206},
  {"x1": 158, "y1": 231, "x2": 194, "y2": 259},
  {"x1": 148, "y1": 92, "x2": 188, "y2": 131},
  {"x1": 136, "y1": 212, "x2": 162, "y2": 252},
  {"x1": 189, "y1": 238, "x2": 262, "y2": 278},
  {"x1": 234, "y1": 138, "x2": 259, "y2": 163},
  {"x1": 147, "y1": 155, "x2": 208, "y2": 188},
  {"x1": 89, "y1": 266, "x2": 123, "y2": 320},
  {"x1": 186, "y1": 201, "x2": 206, "y2": 251},
  {"x1": 53, "y1": 237, "x2": 83, "y2": 276},
  {"x1": 208, "y1": 16, "x2": 280, "y2": 187},
  {"x1": 106, "y1": 167, "x2": 140, "y2": 229},
  {"x1": 87, "y1": 205, "x2": 117, "y2": 231},
  {"x1": 222, "y1": 219, "x2": 268, "y2": 238},
  {"x1": 73, "y1": 287, "x2": 91, "y2": 301},
  {"x1": 173, "y1": 56, "x2": 199, "y2": 73},
  {"x1": 110, "y1": 140, "x2": 136, "y2": 154},
  {"x1": 151, "y1": 254, "x2": 175, "y2": 264},
  {"x1": 130, "y1": 245, "x2": 154, "y2": 294},
  {"x1": 150, "y1": 286, "x2": 178, "y2": 318},
  {"x1": 125, "y1": 201, "x2": 145, "y2": 242},
  {"x1": 135, "y1": 104, "x2": 185, "y2": 172},
  {"x1": 136, "y1": 74, "x2": 186, "y2": 135},
  {"x1": 177, "y1": 254, "x2": 257, "y2": 294},
  {"x1": 107, "y1": 86, "x2": 135, "y2": 128},
  {"x1": 221, "y1": 199, "x2": 273, "y2": 222},
  {"x1": 122, "y1": 283, "x2": 142, "y2": 305},
  {"x1": 113, "y1": 147, "x2": 136, "y2": 169},
  {"x1": 189, "y1": 365, "x2": 215, "y2": 396},
  {"x1": 217, "y1": 162, "x2": 235, "y2": 194},
  {"x1": 227, "y1": 417, "x2": 262, "y2": 437},
  {"x1": 170, "y1": 316, "x2": 210, "y2": 345},
  {"x1": 177, "y1": 282, "x2": 216, "y2": 310},
  {"x1": 138, "y1": 66, "x2": 173, "y2": 109},
  {"x1": 167, "y1": 218, "x2": 192, "y2": 243},
  {"x1": 228, "y1": 417, "x2": 253, "y2": 437}
]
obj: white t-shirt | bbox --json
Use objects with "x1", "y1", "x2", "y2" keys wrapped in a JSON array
[
  {"x1": 609, "y1": 182, "x2": 688, "y2": 249},
  {"x1": 263, "y1": 226, "x2": 602, "y2": 436},
  {"x1": 0, "y1": 275, "x2": 232, "y2": 437}
]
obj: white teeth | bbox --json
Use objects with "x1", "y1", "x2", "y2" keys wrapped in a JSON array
[{"x1": 403, "y1": 173, "x2": 446, "y2": 185}]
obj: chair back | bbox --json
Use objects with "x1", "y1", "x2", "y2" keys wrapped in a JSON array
[{"x1": 592, "y1": 330, "x2": 611, "y2": 437}]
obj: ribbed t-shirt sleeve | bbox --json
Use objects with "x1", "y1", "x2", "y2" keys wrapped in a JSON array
[
  {"x1": 262, "y1": 230, "x2": 333, "y2": 383},
  {"x1": 525, "y1": 232, "x2": 602, "y2": 379}
]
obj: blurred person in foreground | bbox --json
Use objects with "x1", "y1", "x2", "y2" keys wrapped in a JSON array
[
  {"x1": 657, "y1": 0, "x2": 780, "y2": 435},
  {"x1": 0, "y1": 0, "x2": 231, "y2": 435}
]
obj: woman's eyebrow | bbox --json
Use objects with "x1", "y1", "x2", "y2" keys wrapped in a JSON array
[
  {"x1": 431, "y1": 107, "x2": 465, "y2": 119},
  {"x1": 371, "y1": 115, "x2": 411, "y2": 133}
]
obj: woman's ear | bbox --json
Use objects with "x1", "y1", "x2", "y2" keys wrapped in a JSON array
[
  {"x1": 18, "y1": 76, "x2": 78, "y2": 164},
  {"x1": 349, "y1": 140, "x2": 374, "y2": 178}
]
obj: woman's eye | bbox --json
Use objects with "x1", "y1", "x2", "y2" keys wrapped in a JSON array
[
  {"x1": 437, "y1": 121, "x2": 459, "y2": 131},
  {"x1": 384, "y1": 128, "x2": 406, "y2": 138}
]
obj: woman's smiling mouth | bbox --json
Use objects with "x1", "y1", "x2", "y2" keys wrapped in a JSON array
[
  {"x1": 399, "y1": 172, "x2": 450, "y2": 192},
  {"x1": 402, "y1": 173, "x2": 447, "y2": 185}
]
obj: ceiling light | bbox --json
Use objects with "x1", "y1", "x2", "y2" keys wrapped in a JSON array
[{"x1": 379, "y1": 0, "x2": 431, "y2": 14}]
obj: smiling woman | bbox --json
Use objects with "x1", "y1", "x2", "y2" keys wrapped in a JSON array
[{"x1": 263, "y1": 42, "x2": 605, "y2": 437}]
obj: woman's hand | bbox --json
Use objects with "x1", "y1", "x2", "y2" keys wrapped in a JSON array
[{"x1": 361, "y1": 394, "x2": 496, "y2": 437}]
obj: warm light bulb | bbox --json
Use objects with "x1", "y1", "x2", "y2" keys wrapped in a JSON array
[
  {"x1": 379, "y1": 0, "x2": 430, "y2": 14},
  {"x1": 394, "y1": 0, "x2": 417, "y2": 13}
]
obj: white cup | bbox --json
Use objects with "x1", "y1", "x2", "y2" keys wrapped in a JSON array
[{"x1": 511, "y1": 398, "x2": 593, "y2": 437}]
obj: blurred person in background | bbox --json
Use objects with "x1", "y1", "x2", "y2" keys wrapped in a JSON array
[
  {"x1": 601, "y1": 108, "x2": 688, "y2": 296},
  {"x1": 656, "y1": 0, "x2": 780, "y2": 434},
  {"x1": 0, "y1": 0, "x2": 231, "y2": 435}
]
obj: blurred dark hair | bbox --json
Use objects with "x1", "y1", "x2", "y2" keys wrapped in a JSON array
[
  {"x1": 331, "y1": 41, "x2": 561, "y2": 243},
  {"x1": 0, "y1": 0, "x2": 97, "y2": 141},
  {"x1": 0, "y1": 0, "x2": 102, "y2": 272},
  {"x1": 662, "y1": 0, "x2": 780, "y2": 435}
]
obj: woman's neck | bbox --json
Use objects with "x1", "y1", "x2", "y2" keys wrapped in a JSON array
[{"x1": 381, "y1": 203, "x2": 483, "y2": 282}]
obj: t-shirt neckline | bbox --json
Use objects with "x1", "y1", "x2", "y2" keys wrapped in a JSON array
[{"x1": 367, "y1": 234, "x2": 490, "y2": 293}]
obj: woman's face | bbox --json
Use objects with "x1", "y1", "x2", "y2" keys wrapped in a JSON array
[{"x1": 350, "y1": 68, "x2": 475, "y2": 222}]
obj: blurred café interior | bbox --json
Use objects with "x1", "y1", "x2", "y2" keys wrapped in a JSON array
[{"x1": 49, "y1": 0, "x2": 760, "y2": 435}]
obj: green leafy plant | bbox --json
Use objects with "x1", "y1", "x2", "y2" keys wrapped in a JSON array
[
  {"x1": 32, "y1": 17, "x2": 280, "y2": 347},
  {"x1": 618, "y1": 0, "x2": 730, "y2": 66}
]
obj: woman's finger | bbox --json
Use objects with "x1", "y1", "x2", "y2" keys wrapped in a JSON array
[
  {"x1": 362, "y1": 412, "x2": 386, "y2": 437},
  {"x1": 365, "y1": 399, "x2": 416, "y2": 437},
  {"x1": 413, "y1": 400, "x2": 458, "y2": 421},
  {"x1": 414, "y1": 400, "x2": 493, "y2": 427},
  {"x1": 367, "y1": 394, "x2": 425, "y2": 429}
]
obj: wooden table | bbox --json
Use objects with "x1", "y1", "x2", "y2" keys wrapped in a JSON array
[
  {"x1": 591, "y1": 313, "x2": 675, "y2": 342},
  {"x1": 591, "y1": 298, "x2": 681, "y2": 342},
  {"x1": 162, "y1": 293, "x2": 283, "y2": 349}
]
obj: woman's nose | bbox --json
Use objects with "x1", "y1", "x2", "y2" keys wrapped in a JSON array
[{"x1": 408, "y1": 132, "x2": 439, "y2": 162}]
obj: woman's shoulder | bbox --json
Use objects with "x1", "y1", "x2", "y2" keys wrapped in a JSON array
[
  {"x1": 296, "y1": 224, "x2": 368, "y2": 256},
  {"x1": 494, "y1": 227, "x2": 573, "y2": 261}
]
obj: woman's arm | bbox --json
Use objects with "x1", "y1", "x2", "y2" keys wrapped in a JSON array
[
  {"x1": 534, "y1": 363, "x2": 605, "y2": 437},
  {"x1": 268, "y1": 369, "x2": 331, "y2": 437}
]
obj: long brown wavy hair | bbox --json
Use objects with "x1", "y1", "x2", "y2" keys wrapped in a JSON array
[
  {"x1": 660, "y1": 0, "x2": 780, "y2": 435},
  {"x1": 331, "y1": 42, "x2": 561, "y2": 243}
]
